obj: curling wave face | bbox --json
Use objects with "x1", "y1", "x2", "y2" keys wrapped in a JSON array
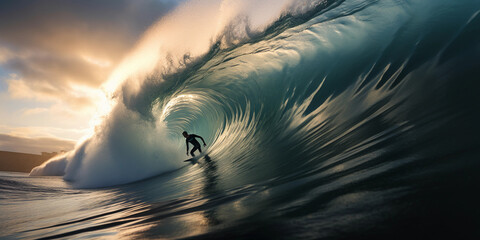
[{"x1": 31, "y1": 0, "x2": 480, "y2": 192}]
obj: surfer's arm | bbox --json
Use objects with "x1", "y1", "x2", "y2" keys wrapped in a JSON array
[
  {"x1": 185, "y1": 140, "x2": 189, "y2": 155},
  {"x1": 193, "y1": 134, "x2": 206, "y2": 146}
]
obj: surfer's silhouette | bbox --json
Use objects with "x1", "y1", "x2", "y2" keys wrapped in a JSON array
[{"x1": 183, "y1": 131, "x2": 206, "y2": 157}]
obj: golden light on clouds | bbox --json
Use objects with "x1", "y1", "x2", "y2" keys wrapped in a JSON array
[
  {"x1": 81, "y1": 55, "x2": 112, "y2": 68},
  {"x1": 0, "y1": 0, "x2": 181, "y2": 153}
]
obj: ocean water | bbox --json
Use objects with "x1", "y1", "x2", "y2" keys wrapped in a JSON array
[{"x1": 2, "y1": 0, "x2": 480, "y2": 239}]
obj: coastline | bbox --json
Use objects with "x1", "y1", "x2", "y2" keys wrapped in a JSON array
[{"x1": 0, "y1": 151, "x2": 58, "y2": 173}]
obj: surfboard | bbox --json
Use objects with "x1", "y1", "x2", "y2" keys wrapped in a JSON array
[{"x1": 183, "y1": 152, "x2": 206, "y2": 162}]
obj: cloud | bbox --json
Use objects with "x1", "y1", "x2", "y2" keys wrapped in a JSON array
[
  {"x1": 0, "y1": 124, "x2": 89, "y2": 140},
  {"x1": 22, "y1": 107, "x2": 49, "y2": 116},
  {"x1": 0, "y1": 0, "x2": 181, "y2": 107},
  {"x1": 7, "y1": 76, "x2": 98, "y2": 111},
  {"x1": 0, "y1": 133, "x2": 75, "y2": 154}
]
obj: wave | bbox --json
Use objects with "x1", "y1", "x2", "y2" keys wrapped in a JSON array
[{"x1": 31, "y1": 0, "x2": 480, "y2": 188}]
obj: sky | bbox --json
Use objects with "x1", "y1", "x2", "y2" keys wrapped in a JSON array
[{"x1": 0, "y1": 0, "x2": 182, "y2": 154}]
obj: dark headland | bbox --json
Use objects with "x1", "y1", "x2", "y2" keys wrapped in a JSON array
[{"x1": 0, "y1": 151, "x2": 61, "y2": 173}]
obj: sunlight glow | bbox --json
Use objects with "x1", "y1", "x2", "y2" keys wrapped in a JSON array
[{"x1": 81, "y1": 55, "x2": 112, "y2": 68}]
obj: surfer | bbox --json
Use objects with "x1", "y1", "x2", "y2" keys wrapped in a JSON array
[{"x1": 183, "y1": 131, "x2": 206, "y2": 157}]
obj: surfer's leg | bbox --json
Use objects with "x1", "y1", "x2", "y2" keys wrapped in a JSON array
[{"x1": 190, "y1": 145, "x2": 199, "y2": 157}]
